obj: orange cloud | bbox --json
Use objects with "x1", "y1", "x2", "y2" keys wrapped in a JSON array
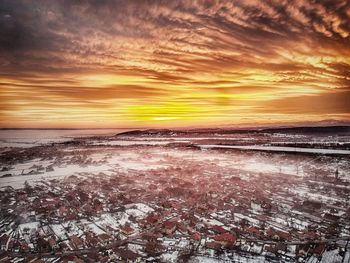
[{"x1": 0, "y1": 0, "x2": 349, "y2": 128}]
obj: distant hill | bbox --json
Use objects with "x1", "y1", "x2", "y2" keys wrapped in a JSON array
[
  {"x1": 116, "y1": 125, "x2": 350, "y2": 137},
  {"x1": 261, "y1": 126, "x2": 350, "y2": 134}
]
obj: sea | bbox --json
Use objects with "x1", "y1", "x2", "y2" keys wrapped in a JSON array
[{"x1": 0, "y1": 129, "x2": 133, "y2": 148}]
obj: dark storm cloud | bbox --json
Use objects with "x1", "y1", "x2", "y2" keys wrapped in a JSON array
[
  {"x1": 1, "y1": 0, "x2": 349, "y2": 74},
  {"x1": 0, "y1": 1, "x2": 66, "y2": 52}
]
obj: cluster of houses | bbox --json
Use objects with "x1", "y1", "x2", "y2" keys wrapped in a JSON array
[
  {"x1": 1, "y1": 159, "x2": 349, "y2": 262},
  {"x1": 0, "y1": 138, "x2": 349, "y2": 262}
]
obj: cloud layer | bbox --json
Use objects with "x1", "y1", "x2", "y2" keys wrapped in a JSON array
[{"x1": 1, "y1": 0, "x2": 350, "y2": 127}]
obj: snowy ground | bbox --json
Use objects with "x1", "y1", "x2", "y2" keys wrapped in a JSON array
[{"x1": 1, "y1": 139, "x2": 349, "y2": 189}]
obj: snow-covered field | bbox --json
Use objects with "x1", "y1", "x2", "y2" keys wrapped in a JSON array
[{"x1": 1, "y1": 138, "x2": 349, "y2": 189}]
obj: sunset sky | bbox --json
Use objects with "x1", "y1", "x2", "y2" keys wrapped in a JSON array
[{"x1": 1, "y1": 0, "x2": 350, "y2": 128}]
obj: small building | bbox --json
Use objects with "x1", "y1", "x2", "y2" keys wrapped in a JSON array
[
  {"x1": 190, "y1": 232, "x2": 201, "y2": 241},
  {"x1": 213, "y1": 232, "x2": 237, "y2": 246},
  {"x1": 121, "y1": 225, "x2": 135, "y2": 236},
  {"x1": 205, "y1": 241, "x2": 222, "y2": 250},
  {"x1": 69, "y1": 235, "x2": 84, "y2": 250},
  {"x1": 48, "y1": 237, "x2": 58, "y2": 250},
  {"x1": 163, "y1": 221, "x2": 177, "y2": 235},
  {"x1": 98, "y1": 233, "x2": 112, "y2": 244},
  {"x1": 212, "y1": 225, "x2": 227, "y2": 234}
]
